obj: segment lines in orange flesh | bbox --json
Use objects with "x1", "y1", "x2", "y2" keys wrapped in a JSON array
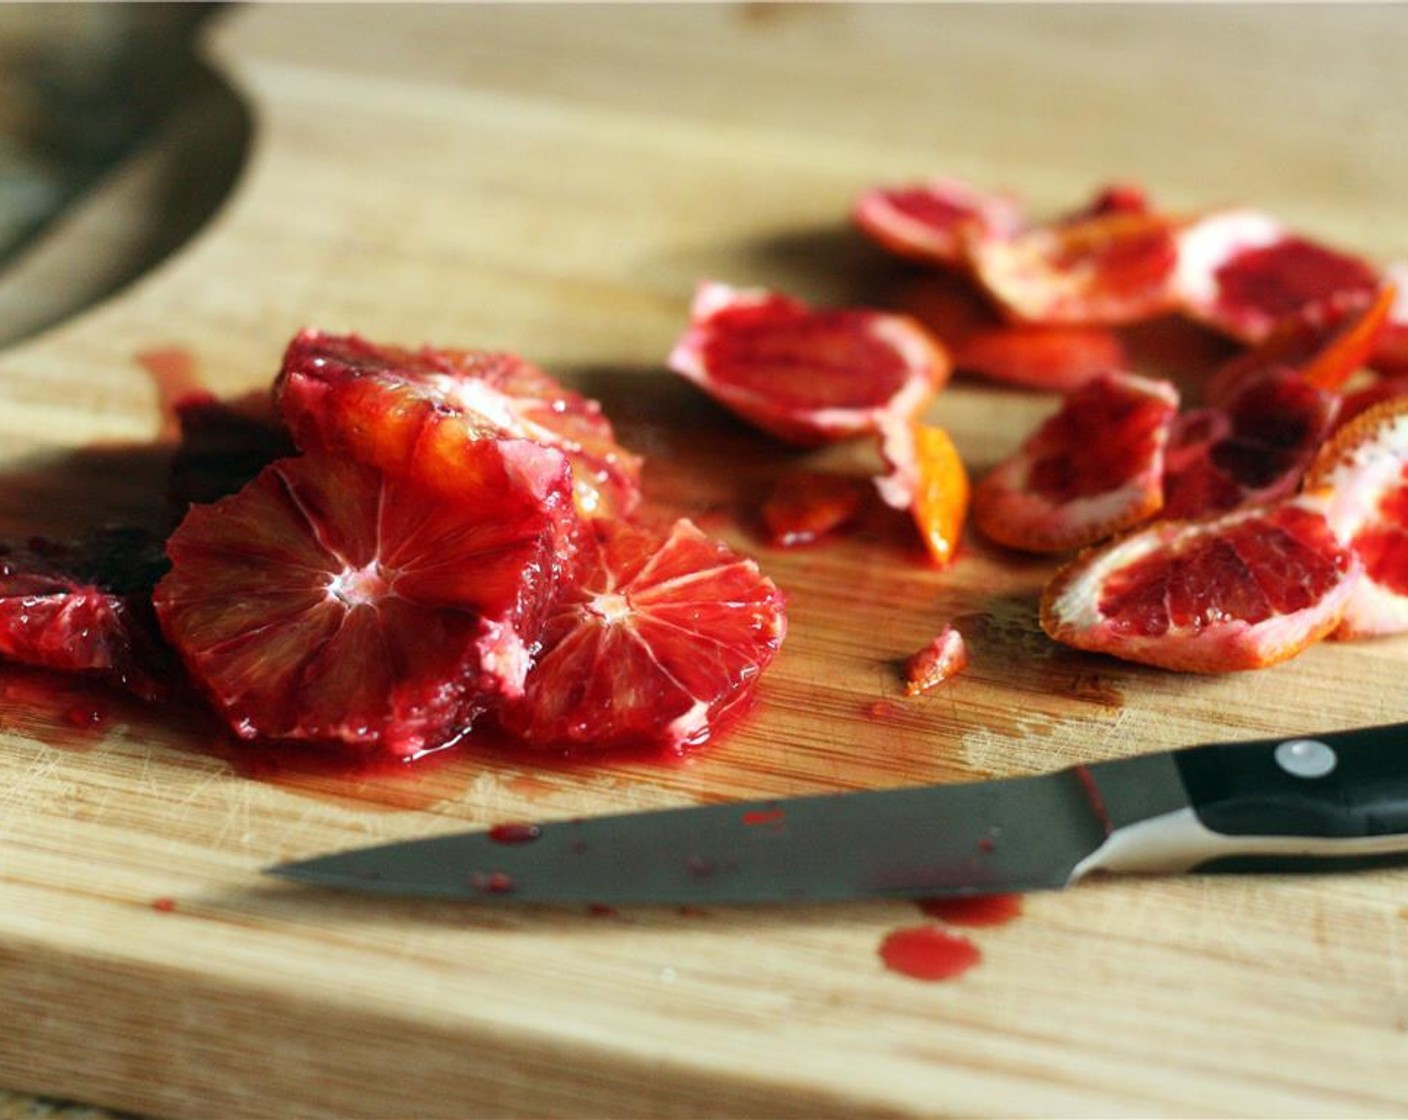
[
  {"x1": 972, "y1": 372, "x2": 1179, "y2": 554},
  {"x1": 1041, "y1": 494, "x2": 1358, "y2": 672},
  {"x1": 154, "y1": 441, "x2": 577, "y2": 757},
  {"x1": 852, "y1": 177, "x2": 1024, "y2": 267},
  {"x1": 499, "y1": 519, "x2": 787, "y2": 754},
  {"x1": 276, "y1": 330, "x2": 642, "y2": 519},
  {"x1": 1306, "y1": 397, "x2": 1408, "y2": 638},
  {"x1": 970, "y1": 211, "x2": 1182, "y2": 326},
  {"x1": 667, "y1": 282, "x2": 949, "y2": 446}
]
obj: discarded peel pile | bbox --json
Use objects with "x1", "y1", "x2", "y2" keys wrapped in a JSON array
[
  {"x1": 667, "y1": 281, "x2": 972, "y2": 565},
  {"x1": 853, "y1": 174, "x2": 1408, "y2": 672},
  {"x1": 2, "y1": 331, "x2": 788, "y2": 759}
]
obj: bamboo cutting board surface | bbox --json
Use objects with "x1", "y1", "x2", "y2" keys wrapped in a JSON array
[{"x1": 4, "y1": 5, "x2": 1408, "y2": 1117}]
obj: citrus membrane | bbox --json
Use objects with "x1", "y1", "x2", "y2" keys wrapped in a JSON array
[
  {"x1": 667, "y1": 282, "x2": 949, "y2": 446},
  {"x1": 277, "y1": 330, "x2": 642, "y2": 519},
  {"x1": 1041, "y1": 493, "x2": 1358, "y2": 672},
  {"x1": 498, "y1": 518, "x2": 787, "y2": 754},
  {"x1": 1174, "y1": 210, "x2": 1381, "y2": 342},
  {"x1": 1162, "y1": 368, "x2": 1338, "y2": 520},
  {"x1": 155, "y1": 441, "x2": 577, "y2": 757},
  {"x1": 969, "y1": 211, "x2": 1182, "y2": 326},
  {"x1": 1306, "y1": 397, "x2": 1408, "y2": 638},
  {"x1": 1203, "y1": 285, "x2": 1397, "y2": 406},
  {"x1": 972, "y1": 372, "x2": 1178, "y2": 554},
  {"x1": 852, "y1": 177, "x2": 1024, "y2": 267}
]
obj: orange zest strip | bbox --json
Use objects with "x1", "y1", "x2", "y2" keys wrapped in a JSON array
[{"x1": 1302, "y1": 283, "x2": 1398, "y2": 391}]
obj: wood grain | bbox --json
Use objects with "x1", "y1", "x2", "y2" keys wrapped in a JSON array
[{"x1": 2, "y1": 5, "x2": 1408, "y2": 1117}]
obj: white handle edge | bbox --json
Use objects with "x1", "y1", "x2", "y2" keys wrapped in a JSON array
[{"x1": 1069, "y1": 807, "x2": 1408, "y2": 881}]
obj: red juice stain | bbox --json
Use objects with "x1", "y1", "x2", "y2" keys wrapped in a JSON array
[
  {"x1": 976, "y1": 836, "x2": 998, "y2": 854},
  {"x1": 866, "y1": 700, "x2": 901, "y2": 720},
  {"x1": 879, "y1": 924, "x2": 982, "y2": 981},
  {"x1": 916, "y1": 893, "x2": 1023, "y2": 927},
  {"x1": 741, "y1": 806, "x2": 785, "y2": 827},
  {"x1": 204, "y1": 721, "x2": 483, "y2": 814},
  {"x1": 1072, "y1": 763, "x2": 1112, "y2": 835},
  {"x1": 471, "y1": 870, "x2": 515, "y2": 894},
  {"x1": 0, "y1": 666, "x2": 130, "y2": 752},
  {"x1": 488, "y1": 822, "x2": 542, "y2": 844},
  {"x1": 587, "y1": 903, "x2": 618, "y2": 917},
  {"x1": 134, "y1": 346, "x2": 205, "y2": 439},
  {"x1": 151, "y1": 897, "x2": 177, "y2": 913},
  {"x1": 65, "y1": 701, "x2": 110, "y2": 731}
]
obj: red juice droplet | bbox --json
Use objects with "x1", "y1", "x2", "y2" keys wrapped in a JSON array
[
  {"x1": 488, "y1": 822, "x2": 542, "y2": 844},
  {"x1": 976, "y1": 836, "x2": 997, "y2": 853},
  {"x1": 1072, "y1": 763, "x2": 1112, "y2": 834},
  {"x1": 471, "y1": 871, "x2": 515, "y2": 894},
  {"x1": 741, "y1": 806, "x2": 785, "y2": 827},
  {"x1": 151, "y1": 897, "x2": 176, "y2": 913},
  {"x1": 64, "y1": 703, "x2": 109, "y2": 730},
  {"x1": 916, "y1": 893, "x2": 1023, "y2": 927},
  {"x1": 879, "y1": 925, "x2": 982, "y2": 981}
]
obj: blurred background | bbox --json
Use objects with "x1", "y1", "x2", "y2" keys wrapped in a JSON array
[{"x1": 0, "y1": 3, "x2": 248, "y2": 348}]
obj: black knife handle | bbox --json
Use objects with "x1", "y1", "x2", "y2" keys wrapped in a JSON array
[
  {"x1": 1175, "y1": 722, "x2": 1408, "y2": 838},
  {"x1": 1073, "y1": 722, "x2": 1408, "y2": 880}
]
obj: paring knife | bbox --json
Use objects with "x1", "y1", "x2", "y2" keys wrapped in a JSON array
[{"x1": 267, "y1": 723, "x2": 1408, "y2": 904}]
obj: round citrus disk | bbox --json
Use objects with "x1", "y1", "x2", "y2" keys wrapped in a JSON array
[
  {"x1": 155, "y1": 441, "x2": 576, "y2": 757},
  {"x1": 499, "y1": 518, "x2": 787, "y2": 754}
]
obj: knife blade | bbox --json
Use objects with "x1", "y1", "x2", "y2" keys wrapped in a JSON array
[{"x1": 266, "y1": 722, "x2": 1408, "y2": 904}]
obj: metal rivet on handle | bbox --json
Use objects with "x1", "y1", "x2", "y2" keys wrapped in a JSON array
[{"x1": 1274, "y1": 738, "x2": 1338, "y2": 779}]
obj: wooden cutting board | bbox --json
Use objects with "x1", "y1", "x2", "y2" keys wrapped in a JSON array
[{"x1": 4, "y1": 6, "x2": 1408, "y2": 1117}]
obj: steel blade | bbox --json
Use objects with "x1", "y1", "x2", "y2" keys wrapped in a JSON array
[{"x1": 268, "y1": 766, "x2": 1122, "y2": 905}]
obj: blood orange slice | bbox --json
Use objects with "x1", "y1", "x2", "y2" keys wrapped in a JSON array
[
  {"x1": 1203, "y1": 285, "x2": 1397, "y2": 406},
  {"x1": 0, "y1": 528, "x2": 170, "y2": 699},
  {"x1": 276, "y1": 330, "x2": 642, "y2": 519},
  {"x1": 666, "y1": 282, "x2": 949, "y2": 446},
  {"x1": 972, "y1": 372, "x2": 1179, "y2": 554},
  {"x1": 852, "y1": 178, "x2": 1024, "y2": 267},
  {"x1": 876, "y1": 419, "x2": 970, "y2": 566},
  {"x1": 1175, "y1": 210, "x2": 1382, "y2": 342},
  {"x1": 1041, "y1": 494, "x2": 1359, "y2": 672},
  {"x1": 969, "y1": 211, "x2": 1181, "y2": 326},
  {"x1": 154, "y1": 440, "x2": 577, "y2": 756},
  {"x1": 1305, "y1": 398, "x2": 1408, "y2": 637},
  {"x1": 498, "y1": 518, "x2": 787, "y2": 754},
  {"x1": 1162, "y1": 368, "x2": 1338, "y2": 520},
  {"x1": 955, "y1": 323, "x2": 1128, "y2": 391}
]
